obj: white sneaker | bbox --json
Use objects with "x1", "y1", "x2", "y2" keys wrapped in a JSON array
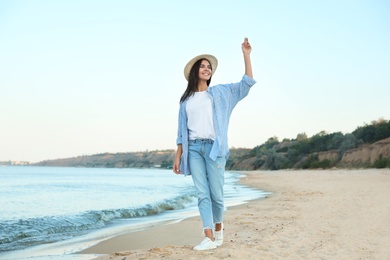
[
  {"x1": 193, "y1": 237, "x2": 217, "y2": 251},
  {"x1": 214, "y1": 226, "x2": 223, "y2": 247}
]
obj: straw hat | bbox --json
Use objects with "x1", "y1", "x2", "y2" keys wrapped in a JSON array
[{"x1": 183, "y1": 54, "x2": 218, "y2": 81}]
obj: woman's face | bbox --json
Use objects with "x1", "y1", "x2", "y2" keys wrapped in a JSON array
[{"x1": 198, "y1": 59, "x2": 212, "y2": 81}]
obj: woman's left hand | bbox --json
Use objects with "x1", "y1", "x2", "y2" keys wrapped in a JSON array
[{"x1": 242, "y1": 37, "x2": 252, "y2": 55}]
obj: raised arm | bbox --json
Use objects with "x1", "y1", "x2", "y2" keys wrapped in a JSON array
[{"x1": 242, "y1": 37, "x2": 253, "y2": 78}]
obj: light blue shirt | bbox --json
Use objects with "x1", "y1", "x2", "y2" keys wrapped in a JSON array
[{"x1": 176, "y1": 74, "x2": 256, "y2": 176}]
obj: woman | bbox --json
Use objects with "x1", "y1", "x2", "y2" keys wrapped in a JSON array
[{"x1": 174, "y1": 38, "x2": 255, "y2": 251}]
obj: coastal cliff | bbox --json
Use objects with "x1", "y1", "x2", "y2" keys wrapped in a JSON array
[{"x1": 340, "y1": 137, "x2": 390, "y2": 166}]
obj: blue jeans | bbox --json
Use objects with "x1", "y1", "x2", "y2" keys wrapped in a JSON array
[{"x1": 189, "y1": 139, "x2": 226, "y2": 230}]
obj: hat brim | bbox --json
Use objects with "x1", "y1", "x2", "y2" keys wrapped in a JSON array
[{"x1": 184, "y1": 54, "x2": 218, "y2": 81}]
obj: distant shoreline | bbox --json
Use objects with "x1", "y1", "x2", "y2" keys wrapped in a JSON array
[{"x1": 5, "y1": 136, "x2": 387, "y2": 170}]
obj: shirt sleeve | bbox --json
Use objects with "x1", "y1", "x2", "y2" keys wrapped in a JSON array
[
  {"x1": 225, "y1": 74, "x2": 256, "y2": 106},
  {"x1": 176, "y1": 104, "x2": 184, "y2": 145}
]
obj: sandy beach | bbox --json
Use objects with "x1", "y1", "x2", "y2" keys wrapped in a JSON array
[{"x1": 81, "y1": 169, "x2": 390, "y2": 259}]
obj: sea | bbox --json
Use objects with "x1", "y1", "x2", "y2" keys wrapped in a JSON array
[{"x1": 0, "y1": 166, "x2": 269, "y2": 260}]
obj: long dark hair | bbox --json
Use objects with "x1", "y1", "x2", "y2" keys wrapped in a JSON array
[{"x1": 180, "y1": 59, "x2": 212, "y2": 103}]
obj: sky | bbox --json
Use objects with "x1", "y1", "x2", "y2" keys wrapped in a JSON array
[{"x1": 1, "y1": 0, "x2": 389, "y2": 163}]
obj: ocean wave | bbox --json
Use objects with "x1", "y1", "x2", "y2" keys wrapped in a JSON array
[{"x1": 0, "y1": 194, "x2": 197, "y2": 252}]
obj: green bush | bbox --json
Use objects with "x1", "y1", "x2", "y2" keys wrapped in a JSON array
[{"x1": 373, "y1": 155, "x2": 390, "y2": 168}]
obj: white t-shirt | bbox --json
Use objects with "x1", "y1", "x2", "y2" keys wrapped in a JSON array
[{"x1": 186, "y1": 91, "x2": 216, "y2": 141}]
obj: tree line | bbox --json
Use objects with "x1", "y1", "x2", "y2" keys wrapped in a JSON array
[{"x1": 227, "y1": 118, "x2": 390, "y2": 170}]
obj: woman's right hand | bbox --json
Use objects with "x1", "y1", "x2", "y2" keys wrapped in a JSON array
[{"x1": 173, "y1": 145, "x2": 182, "y2": 174}]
